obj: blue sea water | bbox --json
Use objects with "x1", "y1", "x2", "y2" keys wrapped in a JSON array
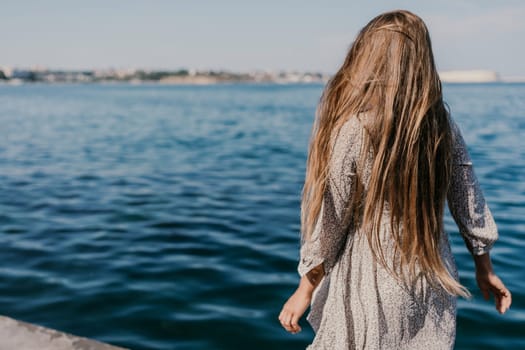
[{"x1": 0, "y1": 82, "x2": 523, "y2": 349}]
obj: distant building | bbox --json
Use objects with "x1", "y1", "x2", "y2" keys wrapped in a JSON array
[
  {"x1": 0, "y1": 66, "x2": 13, "y2": 78},
  {"x1": 439, "y1": 70, "x2": 500, "y2": 83}
]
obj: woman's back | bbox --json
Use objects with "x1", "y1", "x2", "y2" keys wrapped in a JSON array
[{"x1": 301, "y1": 114, "x2": 458, "y2": 348}]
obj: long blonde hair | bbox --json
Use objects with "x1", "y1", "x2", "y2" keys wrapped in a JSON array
[{"x1": 301, "y1": 10, "x2": 469, "y2": 297}]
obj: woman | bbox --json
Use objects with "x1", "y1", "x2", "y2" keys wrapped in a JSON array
[{"x1": 278, "y1": 10, "x2": 511, "y2": 349}]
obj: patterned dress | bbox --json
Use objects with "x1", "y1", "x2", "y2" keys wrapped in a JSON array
[{"x1": 298, "y1": 115, "x2": 498, "y2": 349}]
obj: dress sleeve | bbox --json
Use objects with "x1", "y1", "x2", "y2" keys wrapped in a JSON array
[
  {"x1": 447, "y1": 118, "x2": 499, "y2": 256},
  {"x1": 297, "y1": 118, "x2": 361, "y2": 277}
]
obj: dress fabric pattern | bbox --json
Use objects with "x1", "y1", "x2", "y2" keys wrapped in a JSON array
[{"x1": 297, "y1": 115, "x2": 498, "y2": 350}]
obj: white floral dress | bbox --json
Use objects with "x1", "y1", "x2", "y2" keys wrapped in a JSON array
[{"x1": 298, "y1": 115, "x2": 498, "y2": 349}]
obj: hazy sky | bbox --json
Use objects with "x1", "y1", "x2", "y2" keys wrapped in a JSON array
[{"x1": 2, "y1": 0, "x2": 524, "y2": 77}]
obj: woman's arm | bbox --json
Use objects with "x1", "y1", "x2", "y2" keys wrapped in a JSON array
[
  {"x1": 447, "y1": 119, "x2": 511, "y2": 313},
  {"x1": 279, "y1": 117, "x2": 363, "y2": 334},
  {"x1": 278, "y1": 264, "x2": 324, "y2": 334},
  {"x1": 297, "y1": 118, "x2": 362, "y2": 279},
  {"x1": 447, "y1": 119, "x2": 499, "y2": 255},
  {"x1": 474, "y1": 253, "x2": 512, "y2": 314}
]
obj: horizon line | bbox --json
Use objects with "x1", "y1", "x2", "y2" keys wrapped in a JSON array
[{"x1": 1, "y1": 65, "x2": 523, "y2": 77}]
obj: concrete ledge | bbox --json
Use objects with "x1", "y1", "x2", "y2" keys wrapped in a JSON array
[{"x1": 0, "y1": 315, "x2": 128, "y2": 350}]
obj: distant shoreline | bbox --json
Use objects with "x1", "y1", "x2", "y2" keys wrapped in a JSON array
[
  {"x1": 0, "y1": 80, "x2": 329, "y2": 86},
  {"x1": 1, "y1": 80, "x2": 524, "y2": 87},
  {"x1": 0, "y1": 67, "x2": 523, "y2": 85},
  {"x1": 0, "y1": 68, "x2": 331, "y2": 85}
]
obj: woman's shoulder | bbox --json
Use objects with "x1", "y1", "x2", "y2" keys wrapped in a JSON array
[
  {"x1": 330, "y1": 113, "x2": 367, "y2": 159},
  {"x1": 337, "y1": 113, "x2": 368, "y2": 144}
]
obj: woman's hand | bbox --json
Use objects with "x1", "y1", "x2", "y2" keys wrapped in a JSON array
[
  {"x1": 476, "y1": 271, "x2": 512, "y2": 314},
  {"x1": 278, "y1": 271, "x2": 321, "y2": 334},
  {"x1": 278, "y1": 286, "x2": 311, "y2": 334},
  {"x1": 474, "y1": 253, "x2": 512, "y2": 314}
]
